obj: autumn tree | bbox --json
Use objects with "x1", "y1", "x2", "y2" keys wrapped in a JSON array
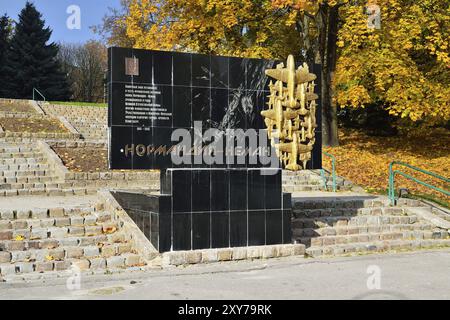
[
  {"x1": 92, "y1": 0, "x2": 135, "y2": 47},
  {"x1": 58, "y1": 41, "x2": 108, "y2": 102},
  {"x1": 105, "y1": 0, "x2": 449, "y2": 144},
  {"x1": 335, "y1": 0, "x2": 450, "y2": 128}
]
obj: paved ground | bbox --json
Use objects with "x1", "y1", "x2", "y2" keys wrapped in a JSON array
[{"x1": 1, "y1": 249, "x2": 450, "y2": 300}]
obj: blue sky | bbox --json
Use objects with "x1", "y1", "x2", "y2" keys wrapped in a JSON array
[{"x1": 0, "y1": 0, "x2": 121, "y2": 44}]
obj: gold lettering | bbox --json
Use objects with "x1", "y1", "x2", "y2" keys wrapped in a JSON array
[
  {"x1": 136, "y1": 144, "x2": 146, "y2": 157},
  {"x1": 124, "y1": 144, "x2": 135, "y2": 157}
]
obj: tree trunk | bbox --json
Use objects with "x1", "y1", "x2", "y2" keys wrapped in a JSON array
[{"x1": 317, "y1": 4, "x2": 340, "y2": 147}]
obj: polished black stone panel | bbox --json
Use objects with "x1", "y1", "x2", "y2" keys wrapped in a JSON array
[
  {"x1": 247, "y1": 170, "x2": 265, "y2": 210},
  {"x1": 111, "y1": 192, "x2": 172, "y2": 252},
  {"x1": 229, "y1": 57, "x2": 246, "y2": 89},
  {"x1": 265, "y1": 173, "x2": 282, "y2": 209},
  {"x1": 192, "y1": 170, "x2": 211, "y2": 212},
  {"x1": 211, "y1": 56, "x2": 229, "y2": 88},
  {"x1": 173, "y1": 212, "x2": 192, "y2": 251},
  {"x1": 230, "y1": 170, "x2": 247, "y2": 211},
  {"x1": 172, "y1": 170, "x2": 192, "y2": 213},
  {"x1": 153, "y1": 50, "x2": 172, "y2": 85},
  {"x1": 248, "y1": 211, "x2": 265, "y2": 246},
  {"x1": 230, "y1": 210, "x2": 247, "y2": 247},
  {"x1": 211, "y1": 211, "x2": 229, "y2": 248},
  {"x1": 192, "y1": 212, "x2": 210, "y2": 250},
  {"x1": 173, "y1": 86, "x2": 192, "y2": 128},
  {"x1": 211, "y1": 170, "x2": 229, "y2": 211},
  {"x1": 159, "y1": 213, "x2": 171, "y2": 252},
  {"x1": 108, "y1": 47, "x2": 322, "y2": 170},
  {"x1": 266, "y1": 210, "x2": 283, "y2": 245},
  {"x1": 192, "y1": 87, "x2": 211, "y2": 129},
  {"x1": 173, "y1": 52, "x2": 191, "y2": 86},
  {"x1": 210, "y1": 88, "x2": 229, "y2": 128},
  {"x1": 192, "y1": 54, "x2": 211, "y2": 87},
  {"x1": 111, "y1": 169, "x2": 292, "y2": 253}
]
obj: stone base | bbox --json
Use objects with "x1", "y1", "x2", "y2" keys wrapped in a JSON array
[{"x1": 161, "y1": 244, "x2": 305, "y2": 267}]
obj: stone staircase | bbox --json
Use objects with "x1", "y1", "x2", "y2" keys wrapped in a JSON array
[
  {"x1": 41, "y1": 104, "x2": 107, "y2": 141},
  {"x1": 0, "y1": 202, "x2": 144, "y2": 281},
  {"x1": 67, "y1": 118, "x2": 107, "y2": 140},
  {"x1": 0, "y1": 142, "x2": 97, "y2": 196},
  {"x1": 292, "y1": 197, "x2": 450, "y2": 258},
  {"x1": 283, "y1": 170, "x2": 353, "y2": 192}
]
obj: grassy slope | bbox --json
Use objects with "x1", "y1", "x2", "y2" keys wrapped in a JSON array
[{"x1": 50, "y1": 101, "x2": 107, "y2": 108}]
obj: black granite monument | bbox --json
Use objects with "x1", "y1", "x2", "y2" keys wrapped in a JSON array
[{"x1": 108, "y1": 47, "x2": 321, "y2": 252}]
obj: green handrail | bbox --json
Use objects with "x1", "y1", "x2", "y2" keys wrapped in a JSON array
[
  {"x1": 321, "y1": 151, "x2": 337, "y2": 192},
  {"x1": 388, "y1": 161, "x2": 450, "y2": 205}
]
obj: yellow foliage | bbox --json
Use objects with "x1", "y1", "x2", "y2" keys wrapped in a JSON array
[
  {"x1": 324, "y1": 128, "x2": 450, "y2": 202},
  {"x1": 120, "y1": 0, "x2": 450, "y2": 126},
  {"x1": 336, "y1": 0, "x2": 450, "y2": 125}
]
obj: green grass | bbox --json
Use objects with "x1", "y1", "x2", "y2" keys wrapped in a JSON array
[{"x1": 50, "y1": 101, "x2": 107, "y2": 108}]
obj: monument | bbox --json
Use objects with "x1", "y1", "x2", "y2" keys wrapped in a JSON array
[{"x1": 107, "y1": 47, "x2": 322, "y2": 252}]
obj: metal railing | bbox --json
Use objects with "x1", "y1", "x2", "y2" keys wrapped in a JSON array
[
  {"x1": 321, "y1": 151, "x2": 337, "y2": 192},
  {"x1": 32, "y1": 88, "x2": 46, "y2": 102},
  {"x1": 388, "y1": 161, "x2": 450, "y2": 205}
]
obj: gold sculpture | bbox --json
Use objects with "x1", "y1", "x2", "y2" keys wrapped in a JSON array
[{"x1": 261, "y1": 55, "x2": 318, "y2": 171}]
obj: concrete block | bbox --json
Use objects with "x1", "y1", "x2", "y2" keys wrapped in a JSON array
[
  {"x1": 83, "y1": 246, "x2": 100, "y2": 258},
  {"x1": 232, "y1": 247, "x2": 247, "y2": 260},
  {"x1": 106, "y1": 256, "x2": 125, "y2": 268},
  {"x1": 201, "y1": 250, "x2": 218, "y2": 263},
  {"x1": 16, "y1": 262, "x2": 34, "y2": 273},
  {"x1": 66, "y1": 247, "x2": 83, "y2": 259},
  {"x1": 101, "y1": 245, "x2": 117, "y2": 258},
  {"x1": 49, "y1": 208, "x2": 64, "y2": 218},
  {"x1": 0, "y1": 264, "x2": 16, "y2": 275},
  {"x1": 217, "y1": 249, "x2": 232, "y2": 261},
  {"x1": 186, "y1": 251, "x2": 202, "y2": 264},
  {"x1": 89, "y1": 258, "x2": 106, "y2": 269},
  {"x1": 35, "y1": 261, "x2": 54, "y2": 273},
  {"x1": 15, "y1": 210, "x2": 31, "y2": 219},
  {"x1": 125, "y1": 254, "x2": 142, "y2": 267},
  {"x1": 0, "y1": 252, "x2": 11, "y2": 263}
]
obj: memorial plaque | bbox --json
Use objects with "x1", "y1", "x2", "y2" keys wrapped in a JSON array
[{"x1": 108, "y1": 47, "x2": 322, "y2": 170}]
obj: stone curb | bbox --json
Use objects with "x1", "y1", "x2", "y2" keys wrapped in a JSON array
[{"x1": 161, "y1": 244, "x2": 306, "y2": 267}]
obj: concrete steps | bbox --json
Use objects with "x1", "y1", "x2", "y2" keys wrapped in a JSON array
[
  {"x1": 0, "y1": 204, "x2": 143, "y2": 278},
  {"x1": 292, "y1": 197, "x2": 450, "y2": 258}
]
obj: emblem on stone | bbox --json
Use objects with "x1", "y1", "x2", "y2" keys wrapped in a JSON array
[
  {"x1": 125, "y1": 57, "x2": 139, "y2": 76},
  {"x1": 261, "y1": 55, "x2": 318, "y2": 171}
]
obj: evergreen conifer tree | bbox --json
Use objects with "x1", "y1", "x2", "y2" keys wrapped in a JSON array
[
  {"x1": 0, "y1": 14, "x2": 12, "y2": 97},
  {"x1": 3, "y1": 2, "x2": 71, "y2": 100}
]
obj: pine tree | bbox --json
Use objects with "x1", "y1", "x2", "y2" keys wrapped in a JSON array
[
  {"x1": 3, "y1": 2, "x2": 71, "y2": 100},
  {"x1": 0, "y1": 14, "x2": 11, "y2": 97}
]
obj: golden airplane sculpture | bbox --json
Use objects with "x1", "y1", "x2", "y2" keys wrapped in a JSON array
[{"x1": 261, "y1": 55, "x2": 319, "y2": 171}]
